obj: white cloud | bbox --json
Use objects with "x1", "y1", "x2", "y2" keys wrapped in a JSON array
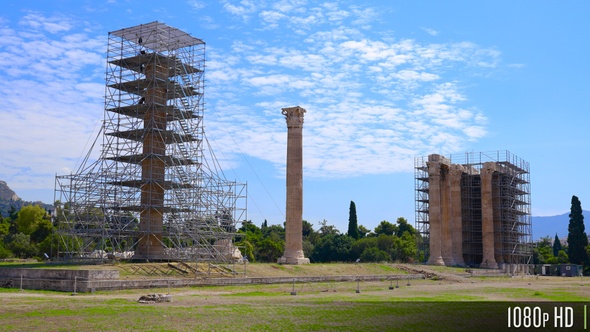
[
  {"x1": 205, "y1": 2, "x2": 495, "y2": 179},
  {"x1": 0, "y1": 15, "x2": 104, "y2": 191},
  {"x1": 0, "y1": 3, "x2": 499, "y2": 195},
  {"x1": 421, "y1": 27, "x2": 439, "y2": 36},
  {"x1": 19, "y1": 12, "x2": 74, "y2": 34},
  {"x1": 221, "y1": 0, "x2": 260, "y2": 21},
  {"x1": 259, "y1": 10, "x2": 288, "y2": 28},
  {"x1": 187, "y1": 0, "x2": 206, "y2": 10}
]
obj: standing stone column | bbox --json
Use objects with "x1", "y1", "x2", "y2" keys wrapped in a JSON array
[
  {"x1": 480, "y1": 162, "x2": 498, "y2": 269},
  {"x1": 136, "y1": 59, "x2": 168, "y2": 260},
  {"x1": 493, "y1": 178, "x2": 505, "y2": 269},
  {"x1": 426, "y1": 155, "x2": 445, "y2": 265},
  {"x1": 278, "y1": 106, "x2": 310, "y2": 265},
  {"x1": 440, "y1": 164, "x2": 456, "y2": 266},
  {"x1": 450, "y1": 165, "x2": 466, "y2": 266}
]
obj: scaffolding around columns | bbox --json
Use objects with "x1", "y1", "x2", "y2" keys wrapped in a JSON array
[
  {"x1": 54, "y1": 22, "x2": 246, "y2": 263},
  {"x1": 414, "y1": 150, "x2": 532, "y2": 267}
]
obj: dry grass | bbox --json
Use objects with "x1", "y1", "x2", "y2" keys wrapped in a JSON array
[{"x1": 1, "y1": 264, "x2": 589, "y2": 331}]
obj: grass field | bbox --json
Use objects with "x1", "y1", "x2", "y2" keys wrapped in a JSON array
[{"x1": 0, "y1": 264, "x2": 589, "y2": 331}]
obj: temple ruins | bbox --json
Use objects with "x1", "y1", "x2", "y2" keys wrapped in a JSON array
[{"x1": 415, "y1": 151, "x2": 532, "y2": 272}]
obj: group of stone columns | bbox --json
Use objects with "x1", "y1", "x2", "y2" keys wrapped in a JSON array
[{"x1": 427, "y1": 155, "x2": 500, "y2": 268}]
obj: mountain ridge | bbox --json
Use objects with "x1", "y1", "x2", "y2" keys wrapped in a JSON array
[
  {"x1": 532, "y1": 211, "x2": 590, "y2": 241},
  {"x1": 0, "y1": 180, "x2": 19, "y2": 202},
  {"x1": 0, "y1": 180, "x2": 53, "y2": 217}
]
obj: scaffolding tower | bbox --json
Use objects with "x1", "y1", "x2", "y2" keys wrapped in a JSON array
[
  {"x1": 54, "y1": 22, "x2": 246, "y2": 262},
  {"x1": 414, "y1": 151, "x2": 532, "y2": 269}
]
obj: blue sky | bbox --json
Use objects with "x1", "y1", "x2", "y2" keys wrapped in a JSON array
[{"x1": 1, "y1": 1, "x2": 589, "y2": 234}]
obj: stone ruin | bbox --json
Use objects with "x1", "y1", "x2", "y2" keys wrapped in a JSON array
[{"x1": 138, "y1": 293, "x2": 173, "y2": 303}]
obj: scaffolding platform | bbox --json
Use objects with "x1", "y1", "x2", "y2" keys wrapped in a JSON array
[{"x1": 54, "y1": 22, "x2": 246, "y2": 263}]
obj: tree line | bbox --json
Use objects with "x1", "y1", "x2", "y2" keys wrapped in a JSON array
[
  {"x1": 2, "y1": 196, "x2": 587, "y2": 271},
  {"x1": 236, "y1": 201, "x2": 419, "y2": 263},
  {"x1": 533, "y1": 195, "x2": 590, "y2": 274},
  {"x1": 0, "y1": 200, "x2": 418, "y2": 263},
  {"x1": 0, "y1": 205, "x2": 55, "y2": 259}
]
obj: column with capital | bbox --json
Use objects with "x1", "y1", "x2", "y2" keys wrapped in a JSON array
[{"x1": 278, "y1": 106, "x2": 310, "y2": 265}]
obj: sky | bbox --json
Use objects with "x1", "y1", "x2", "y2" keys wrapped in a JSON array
[{"x1": 1, "y1": 1, "x2": 589, "y2": 234}]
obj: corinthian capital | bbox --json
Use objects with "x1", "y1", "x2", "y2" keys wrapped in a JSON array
[{"x1": 282, "y1": 106, "x2": 306, "y2": 128}]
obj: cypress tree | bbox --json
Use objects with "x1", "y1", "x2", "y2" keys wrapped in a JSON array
[
  {"x1": 347, "y1": 201, "x2": 360, "y2": 239},
  {"x1": 567, "y1": 195, "x2": 588, "y2": 265},
  {"x1": 552, "y1": 233, "x2": 562, "y2": 258}
]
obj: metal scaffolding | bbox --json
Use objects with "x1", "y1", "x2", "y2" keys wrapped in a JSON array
[
  {"x1": 54, "y1": 22, "x2": 246, "y2": 262},
  {"x1": 414, "y1": 151, "x2": 532, "y2": 268}
]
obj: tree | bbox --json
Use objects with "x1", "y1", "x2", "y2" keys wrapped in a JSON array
[
  {"x1": 38, "y1": 233, "x2": 62, "y2": 259},
  {"x1": 552, "y1": 233, "x2": 562, "y2": 258},
  {"x1": 557, "y1": 250, "x2": 569, "y2": 264},
  {"x1": 302, "y1": 239, "x2": 314, "y2": 259},
  {"x1": 6, "y1": 233, "x2": 38, "y2": 258},
  {"x1": 0, "y1": 218, "x2": 9, "y2": 237},
  {"x1": 360, "y1": 247, "x2": 389, "y2": 262},
  {"x1": 261, "y1": 219, "x2": 268, "y2": 231},
  {"x1": 236, "y1": 220, "x2": 262, "y2": 262},
  {"x1": 350, "y1": 237, "x2": 378, "y2": 259},
  {"x1": 395, "y1": 217, "x2": 416, "y2": 238},
  {"x1": 302, "y1": 220, "x2": 314, "y2": 238},
  {"x1": 318, "y1": 219, "x2": 339, "y2": 236},
  {"x1": 30, "y1": 219, "x2": 53, "y2": 244},
  {"x1": 533, "y1": 236, "x2": 554, "y2": 264},
  {"x1": 347, "y1": 201, "x2": 360, "y2": 239},
  {"x1": 358, "y1": 225, "x2": 370, "y2": 238},
  {"x1": 392, "y1": 232, "x2": 418, "y2": 263},
  {"x1": 376, "y1": 234, "x2": 394, "y2": 253},
  {"x1": 374, "y1": 220, "x2": 398, "y2": 236},
  {"x1": 0, "y1": 242, "x2": 11, "y2": 259},
  {"x1": 567, "y1": 195, "x2": 588, "y2": 265},
  {"x1": 311, "y1": 234, "x2": 354, "y2": 262},
  {"x1": 262, "y1": 224, "x2": 285, "y2": 242},
  {"x1": 256, "y1": 238, "x2": 284, "y2": 262},
  {"x1": 7, "y1": 205, "x2": 19, "y2": 235},
  {"x1": 302, "y1": 220, "x2": 319, "y2": 246},
  {"x1": 16, "y1": 205, "x2": 48, "y2": 235}
]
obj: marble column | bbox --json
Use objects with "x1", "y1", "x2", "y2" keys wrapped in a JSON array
[
  {"x1": 135, "y1": 57, "x2": 168, "y2": 260},
  {"x1": 441, "y1": 163, "x2": 456, "y2": 266},
  {"x1": 480, "y1": 162, "x2": 499, "y2": 269},
  {"x1": 278, "y1": 106, "x2": 310, "y2": 265},
  {"x1": 426, "y1": 155, "x2": 445, "y2": 265},
  {"x1": 450, "y1": 165, "x2": 466, "y2": 266}
]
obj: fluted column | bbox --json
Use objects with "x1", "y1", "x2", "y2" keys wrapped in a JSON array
[
  {"x1": 427, "y1": 156, "x2": 445, "y2": 265},
  {"x1": 450, "y1": 165, "x2": 466, "y2": 266},
  {"x1": 480, "y1": 162, "x2": 498, "y2": 269},
  {"x1": 136, "y1": 59, "x2": 168, "y2": 260},
  {"x1": 278, "y1": 106, "x2": 310, "y2": 265},
  {"x1": 441, "y1": 164, "x2": 455, "y2": 266}
]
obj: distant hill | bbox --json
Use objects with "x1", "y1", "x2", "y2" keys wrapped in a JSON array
[
  {"x1": 0, "y1": 180, "x2": 53, "y2": 217},
  {"x1": 0, "y1": 180, "x2": 19, "y2": 202},
  {"x1": 532, "y1": 211, "x2": 590, "y2": 241}
]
